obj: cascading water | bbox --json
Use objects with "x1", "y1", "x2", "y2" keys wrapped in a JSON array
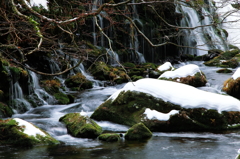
[
  {"x1": 176, "y1": 0, "x2": 228, "y2": 56},
  {"x1": 9, "y1": 81, "x2": 32, "y2": 114},
  {"x1": 29, "y1": 71, "x2": 55, "y2": 105}
]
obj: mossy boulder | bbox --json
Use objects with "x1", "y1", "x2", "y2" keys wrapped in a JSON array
[
  {"x1": 59, "y1": 113, "x2": 102, "y2": 138},
  {"x1": 0, "y1": 118, "x2": 59, "y2": 147},
  {"x1": 91, "y1": 79, "x2": 240, "y2": 132},
  {"x1": 41, "y1": 79, "x2": 61, "y2": 94},
  {"x1": 158, "y1": 64, "x2": 207, "y2": 87},
  {"x1": 0, "y1": 102, "x2": 13, "y2": 118},
  {"x1": 204, "y1": 49, "x2": 240, "y2": 68},
  {"x1": 65, "y1": 72, "x2": 93, "y2": 90},
  {"x1": 216, "y1": 68, "x2": 233, "y2": 73},
  {"x1": 124, "y1": 123, "x2": 152, "y2": 140},
  {"x1": 53, "y1": 92, "x2": 70, "y2": 104},
  {"x1": 98, "y1": 133, "x2": 121, "y2": 142},
  {"x1": 89, "y1": 61, "x2": 129, "y2": 84},
  {"x1": 222, "y1": 78, "x2": 240, "y2": 99}
]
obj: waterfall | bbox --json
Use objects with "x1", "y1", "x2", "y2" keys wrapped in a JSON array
[
  {"x1": 9, "y1": 81, "x2": 32, "y2": 114},
  {"x1": 29, "y1": 71, "x2": 55, "y2": 105},
  {"x1": 131, "y1": 0, "x2": 146, "y2": 63},
  {"x1": 176, "y1": 0, "x2": 228, "y2": 56}
]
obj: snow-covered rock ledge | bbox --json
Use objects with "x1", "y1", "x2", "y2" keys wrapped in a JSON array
[{"x1": 91, "y1": 78, "x2": 240, "y2": 132}]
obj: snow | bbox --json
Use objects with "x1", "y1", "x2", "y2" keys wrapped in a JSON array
[
  {"x1": 232, "y1": 67, "x2": 240, "y2": 80},
  {"x1": 109, "y1": 78, "x2": 240, "y2": 112},
  {"x1": 14, "y1": 118, "x2": 46, "y2": 137},
  {"x1": 30, "y1": 0, "x2": 48, "y2": 9},
  {"x1": 159, "y1": 64, "x2": 201, "y2": 79},
  {"x1": 144, "y1": 108, "x2": 179, "y2": 121},
  {"x1": 215, "y1": 0, "x2": 240, "y2": 48},
  {"x1": 157, "y1": 62, "x2": 174, "y2": 72}
]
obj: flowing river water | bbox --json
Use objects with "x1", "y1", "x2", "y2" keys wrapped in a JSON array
[{"x1": 1, "y1": 61, "x2": 240, "y2": 159}]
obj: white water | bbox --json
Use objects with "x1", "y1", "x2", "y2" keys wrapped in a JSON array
[
  {"x1": 215, "y1": 0, "x2": 240, "y2": 48},
  {"x1": 176, "y1": 0, "x2": 228, "y2": 56}
]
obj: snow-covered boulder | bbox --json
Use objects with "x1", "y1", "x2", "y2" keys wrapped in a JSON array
[
  {"x1": 0, "y1": 118, "x2": 59, "y2": 147},
  {"x1": 158, "y1": 64, "x2": 207, "y2": 87},
  {"x1": 222, "y1": 68, "x2": 240, "y2": 99},
  {"x1": 157, "y1": 62, "x2": 174, "y2": 72},
  {"x1": 91, "y1": 78, "x2": 240, "y2": 132},
  {"x1": 59, "y1": 113, "x2": 103, "y2": 138}
]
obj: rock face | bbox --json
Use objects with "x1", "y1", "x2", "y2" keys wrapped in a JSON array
[
  {"x1": 59, "y1": 113, "x2": 103, "y2": 138},
  {"x1": 124, "y1": 123, "x2": 152, "y2": 140},
  {"x1": 91, "y1": 78, "x2": 240, "y2": 132},
  {"x1": 0, "y1": 118, "x2": 59, "y2": 147},
  {"x1": 158, "y1": 64, "x2": 207, "y2": 87}
]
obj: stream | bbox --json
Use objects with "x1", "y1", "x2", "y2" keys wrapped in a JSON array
[{"x1": 1, "y1": 61, "x2": 240, "y2": 159}]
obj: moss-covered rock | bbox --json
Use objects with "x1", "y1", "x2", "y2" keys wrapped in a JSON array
[
  {"x1": 222, "y1": 77, "x2": 240, "y2": 99},
  {"x1": 65, "y1": 72, "x2": 93, "y2": 90},
  {"x1": 59, "y1": 113, "x2": 102, "y2": 138},
  {"x1": 89, "y1": 61, "x2": 129, "y2": 84},
  {"x1": 124, "y1": 123, "x2": 152, "y2": 140},
  {"x1": 98, "y1": 133, "x2": 121, "y2": 142},
  {"x1": 0, "y1": 118, "x2": 59, "y2": 147},
  {"x1": 41, "y1": 79, "x2": 61, "y2": 94},
  {"x1": 158, "y1": 64, "x2": 207, "y2": 87},
  {"x1": 204, "y1": 49, "x2": 240, "y2": 68},
  {"x1": 53, "y1": 92, "x2": 70, "y2": 104},
  {"x1": 216, "y1": 68, "x2": 233, "y2": 73},
  {"x1": 0, "y1": 102, "x2": 13, "y2": 118},
  {"x1": 91, "y1": 80, "x2": 240, "y2": 132}
]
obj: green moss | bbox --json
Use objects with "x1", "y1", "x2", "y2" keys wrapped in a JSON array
[
  {"x1": 91, "y1": 90, "x2": 181, "y2": 127},
  {"x1": 54, "y1": 92, "x2": 70, "y2": 104},
  {"x1": 9, "y1": 66, "x2": 21, "y2": 83},
  {"x1": 123, "y1": 62, "x2": 136, "y2": 68},
  {"x1": 131, "y1": 75, "x2": 143, "y2": 81},
  {"x1": 59, "y1": 113, "x2": 102, "y2": 138},
  {"x1": 124, "y1": 123, "x2": 152, "y2": 140},
  {"x1": 65, "y1": 73, "x2": 93, "y2": 90},
  {"x1": 42, "y1": 79, "x2": 61, "y2": 94},
  {"x1": 0, "y1": 118, "x2": 59, "y2": 147},
  {"x1": 98, "y1": 133, "x2": 121, "y2": 142},
  {"x1": 216, "y1": 68, "x2": 232, "y2": 73},
  {"x1": 159, "y1": 72, "x2": 207, "y2": 87},
  {"x1": 0, "y1": 102, "x2": 13, "y2": 118},
  {"x1": 204, "y1": 49, "x2": 240, "y2": 68},
  {"x1": 222, "y1": 78, "x2": 240, "y2": 99}
]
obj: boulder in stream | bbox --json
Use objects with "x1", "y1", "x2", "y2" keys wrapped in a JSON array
[
  {"x1": 0, "y1": 118, "x2": 59, "y2": 147},
  {"x1": 223, "y1": 68, "x2": 240, "y2": 99},
  {"x1": 59, "y1": 113, "x2": 103, "y2": 138},
  {"x1": 124, "y1": 123, "x2": 152, "y2": 140},
  {"x1": 158, "y1": 64, "x2": 207, "y2": 87},
  {"x1": 98, "y1": 133, "x2": 121, "y2": 142},
  {"x1": 91, "y1": 78, "x2": 240, "y2": 132}
]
